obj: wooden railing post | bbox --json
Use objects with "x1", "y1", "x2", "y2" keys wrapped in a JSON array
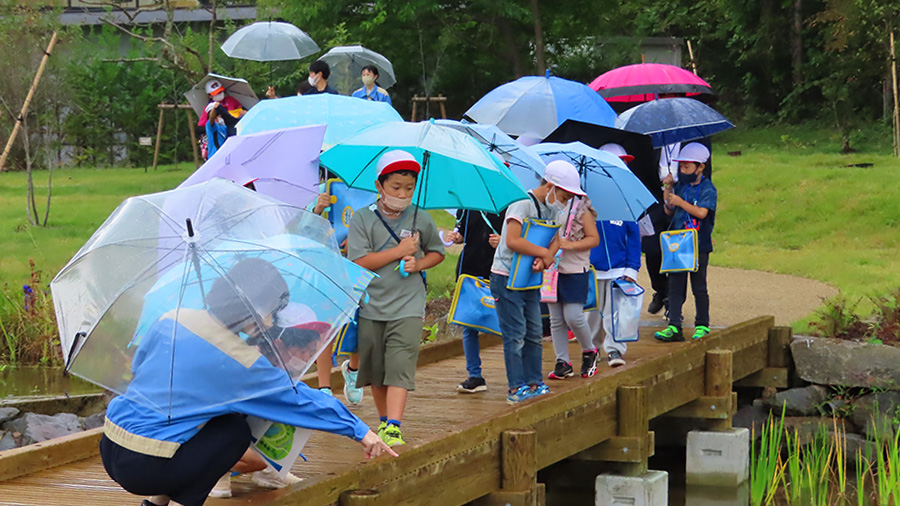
[
  {"x1": 473, "y1": 428, "x2": 538, "y2": 506},
  {"x1": 767, "y1": 326, "x2": 793, "y2": 369},
  {"x1": 339, "y1": 489, "x2": 381, "y2": 506},
  {"x1": 705, "y1": 350, "x2": 734, "y2": 431},
  {"x1": 618, "y1": 385, "x2": 649, "y2": 475}
]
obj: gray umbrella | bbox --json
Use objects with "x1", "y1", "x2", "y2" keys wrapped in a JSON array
[
  {"x1": 221, "y1": 21, "x2": 320, "y2": 62},
  {"x1": 184, "y1": 73, "x2": 259, "y2": 118},
  {"x1": 319, "y1": 45, "x2": 396, "y2": 94}
]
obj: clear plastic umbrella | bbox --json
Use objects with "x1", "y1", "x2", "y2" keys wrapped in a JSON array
[
  {"x1": 319, "y1": 45, "x2": 396, "y2": 94},
  {"x1": 51, "y1": 179, "x2": 374, "y2": 415},
  {"x1": 221, "y1": 21, "x2": 320, "y2": 62}
]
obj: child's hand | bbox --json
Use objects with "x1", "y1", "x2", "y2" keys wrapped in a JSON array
[
  {"x1": 402, "y1": 255, "x2": 417, "y2": 272},
  {"x1": 444, "y1": 230, "x2": 463, "y2": 244},
  {"x1": 532, "y1": 257, "x2": 545, "y2": 271},
  {"x1": 662, "y1": 174, "x2": 675, "y2": 187},
  {"x1": 361, "y1": 430, "x2": 398, "y2": 459},
  {"x1": 621, "y1": 275, "x2": 635, "y2": 283},
  {"x1": 666, "y1": 194, "x2": 684, "y2": 208},
  {"x1": 540, "y1": 249, "x2": 555, "y2": 267},
  {"x1": 396, "y1": 234, "x2": 419, "y2": 257},
  {"x1": 265, "y1": 86, "x2": 277, "y2": 99},
  {"x1": 313, "y1": 192, "x2": 332, "y2": 215},
  {"x1": 488, "y1": 233, "x2": 501, "y2": 248},
  {"x1": 559, "y1": 237, "x2": 575, "y2": 250}
]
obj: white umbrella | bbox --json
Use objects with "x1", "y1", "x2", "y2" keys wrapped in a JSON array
[
  {"x1": 221, "y1": 21, "x2": 319, "y2": 62},
  {"x1": 319, "y1": 45, "x2": 396, "y2": 94},
  {"x1": 184, "y1": 73, "x2": 259, "y2": 118}
]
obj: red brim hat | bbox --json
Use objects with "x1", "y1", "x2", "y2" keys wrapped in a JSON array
[
  {"x1": 209, "y1": 86, "x2": 225, "y2": 97},
  {"x1": 293, "y1": 321, "x2": 332, "y2": 334},
  {"x1": 378, "y1": 159, "x2": 421, "y2": 177},
  {"x1": 620, "y1": 154, "x2": 635, "y2": 163}
]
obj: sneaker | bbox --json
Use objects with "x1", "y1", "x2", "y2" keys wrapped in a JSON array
[
  {"x1": 457, "y1": 376, "x2": 487, "y2": 393},
  {"x1": 647, "y1": 293, "x2": 667, "y2": 314},
  {"x1": 567, "y1": 330, "x2": 576, "y2": 342},
  {"x1": 252, "y1": 467, "x2": 303, "y2": 489},
  {"x1": 341, "y1": 360, "x2": 364, "y2": 405},
  {"x1": 607, "y1": 350, "x2": 626, "y2": 367},
  {"x1": 654, "y1": 325, "x2": 684, "y2": 342},
  {"x1": 382, "y1": 423, "x2": 405, "y2": 447},
  {"x1": 208, "y1": 473, "x2": 232, "y2": 498},
  {"x1": 319, "y1": 386, "x2": 334, "y2": 397},
  {"x1": 581, "y1": 349, "x2": 599, "y2": 378},
  {"x1": 548, "y1": 359, "x2": 575, "y2": 380},
  {"x1": 692, "y1": 326, "x2": 711, "y2": 340},
  {"x1": 507, "y1": 385, "x2": 534, "y2": 404},
  {"x1": 532, "y1": 382, "x2": 551, "y2": 396},
  {"x1": 376, "y1": 420, "x2": 387, "y2": 440}
]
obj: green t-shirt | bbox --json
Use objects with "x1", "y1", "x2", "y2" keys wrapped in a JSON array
[{"x1": 346, "y1": 204, "x2": 445, "y2": 320}]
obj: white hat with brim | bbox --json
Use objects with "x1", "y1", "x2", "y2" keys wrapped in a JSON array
[
  {"x1": 673, "y1": 142, "x2": 710, "y2": 164},
  {"x1": 544, "y1": 159, "x2": 585, "y2": 196}
]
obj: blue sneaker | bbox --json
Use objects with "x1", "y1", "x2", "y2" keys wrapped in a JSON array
[
  {"x1": 507, "y1": 385, "x2": 534, "y2": 404},
  {"x1": 341, "y1": 360, "x2": 364, "y2": 405},
  {"x1": 532, "y1": 382, "x2": 550, "y2": 396}
]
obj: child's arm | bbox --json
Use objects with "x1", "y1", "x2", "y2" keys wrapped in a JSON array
[
  {"x1": 401, "y1": 250, "x2": 445, "y2": 273},
  {"x1": 559, "y1": 217, "x2": 600, "y2": 252},
  {"x1": 666, "y1": 193, "x2": 709, "y2": 220},
  {"x1": 505, "y1": 219, "x2": 554, "y2": 265},
  {"x1": 354, "y1": 234, "x2": 418, "y2": 271}
]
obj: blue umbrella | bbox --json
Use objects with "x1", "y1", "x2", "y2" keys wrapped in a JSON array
[
  {"x1": 237, "y1": 94, "x2": 403, "y2": 148},
  {"x1": 434, "y1": 119, "x2": 545, "y2": 189},
  {"x1": 319, "y1": 120, "x2": 528, "y2": 215},
  {"x1": 532, "y1": 142, "x2": 656, "y2": 221},
  {"x1": 615, "y1": 97, "x2": 734, "y2": 148},
  {"x1": 464, "y1": 71, "x2": 618, "y2": 139}
]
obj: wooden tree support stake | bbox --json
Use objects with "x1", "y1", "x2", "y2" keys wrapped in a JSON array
[
  {"x1": 891, "y1": 31, "x2": 900, "y2": 157},
  {"x1": 410, "y1": 94, "x2": 448, "y2": 122},
  {"x1": 152, "y1": 103, "x2": 202, "y2": 171}
]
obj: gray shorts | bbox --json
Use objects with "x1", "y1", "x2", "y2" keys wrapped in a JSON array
[{"x1": 356, "y1": 316, "x2": 423, "y2": 391}]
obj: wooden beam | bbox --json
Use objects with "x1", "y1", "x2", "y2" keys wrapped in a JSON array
[
  {"x1": 734, "y1": 367, "x2": 788, "y2": 388},
  {"x1": 0, "y1": 428, "x2": 101, "y2": 483},
  {"x1": 617, "y1": 385, "x2": 649, "y2": 475},
  {"x1": 706, "y1": 349, "x2": 734, "y2": 430},
  {"x1": 339, "y1": 489, "x2": 381, "y2": 506},
  {"x1": 767, "y1": 326, "x2": 793, "y2": 369},
  {"x1": 664, "y1": 396, "x2": 732, "y2": 419},
  {"x1": 569, "y1": 434, "x2": 653, "y2": 463}
]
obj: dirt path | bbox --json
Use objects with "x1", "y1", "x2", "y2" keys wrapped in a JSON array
[{"x1": 636, "y1": 266, "x2": 838, "y2": 329}]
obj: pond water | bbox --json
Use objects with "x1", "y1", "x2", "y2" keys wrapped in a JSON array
[{"x1": 0, "y1": 366, "x2": 102, "y2": 398}]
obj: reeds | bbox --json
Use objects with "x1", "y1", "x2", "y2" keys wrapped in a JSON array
[{"x1": 750, "y1": 405, "x2": 786, "y2": 506}]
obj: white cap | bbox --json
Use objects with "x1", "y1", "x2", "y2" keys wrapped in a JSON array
[
  {"x1": 376, "y1": 149, "x2": 421, "y2": 177},
  {"x1": 275, "y1": 302, "x2": 331, "y2": 334},
  {"x1": 599, "y1": 143, "x2": 634, "y2": 163},
  {"x1": 543, "y1": 160, "x2": 585, "y2": 196},
  {"x1": 673, "y1": 142, "x2": 710, "y2": 163},
  {"x1": 205, "y1": 79, "x2": 224, "y2": 96}
]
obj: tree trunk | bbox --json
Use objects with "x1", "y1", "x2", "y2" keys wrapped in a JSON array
[
  {"x1": 22, "y1": 117, "x2": 38, "y2": 226},
  {"x1": 497, "y1": 17, "x2": 525, "y2": 78},
  {"x1": 207, "y1": 0, "x2": 217, "y2": 73},
  {"x1": 791, "y1": 0, "x2": 803, "y2": 85},
  {"x1": 530, "y1": 0, "x2": 546, "y2": 75}
]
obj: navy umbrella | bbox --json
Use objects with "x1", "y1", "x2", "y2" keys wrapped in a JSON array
[{"x1": 615, "y1": 98, "x2": 734, "y2": 148}]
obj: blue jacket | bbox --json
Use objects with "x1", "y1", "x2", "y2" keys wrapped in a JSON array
[
  {"x1": 589, "y1": 220, "x2": 641, "y2": 280},
  {"x1": 104, "y1": 309, "x2": 368, "y2": 458},
  {"x1": 671, "y1": 176, "x2": 717, "y2": 253},
  {"x1": 352, "y1": 86, "x2": 392, "y2": 105}
]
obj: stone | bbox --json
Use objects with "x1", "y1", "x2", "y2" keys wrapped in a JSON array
[
  {"x1": 81, "y1": 412, "x2": 105, "y2": 430},
  {"x1": 1, "y1": 412, "x2": 82, "y2": 446},
  {"x1": 0, "y1": 430, "x2": 17, "y2": 451},
  {"x1": 849, "y1": 391, "x2": 900, "y2": 440},
  {"x1": 596, "y1": 471, "x2": 668, "y2": 506},
  {"x1": 685, "y1": 428, "x2": 750, "y2": 487},
  {"x1": 845, "y1": 433, "x2": 877, "y2": 464},
  {"x1": 733, "y1": 403, "x2": 769, "y2": 439},
  {"x1": 763, "y1": 385, "x2": 830, "y2": 416},
  {"x1": 0, "y1": 407, "x2": 19, "y2": 424},
  {"x1": 791, "y1": 337, "x2": 900, "y2": 389}
]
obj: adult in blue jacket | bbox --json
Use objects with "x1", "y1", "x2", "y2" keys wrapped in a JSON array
[
  {"x1": 351, "y1": 65, "x2": 392, "y2": 105},
  {"x1": 100, "y1": 258, "x2": 394, "y2": 506}
]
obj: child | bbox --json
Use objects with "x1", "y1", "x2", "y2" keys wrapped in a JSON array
[
  {"x1": 586, "y1": 144, "x2": 642, "y2": 368},
  {"x1": 654, "y1": 143, "x2": 717, "y2": 342},
  {"x1": 346, "y1": 150, "x2": 445, "y2": 446},
  {"x1": 546, "y1": 191, "x2": 599, "y2": 380},
  {"x1": 490, "y1": 159, "x2": 582, "y2": 404},
  {"x1": 445, "y1": 209, "x2": 504, "y2": 393},
  {"x1": 198, "y1": 79, "x2": 245, "y2": 158}
]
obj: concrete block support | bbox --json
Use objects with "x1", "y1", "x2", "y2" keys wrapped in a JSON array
[
  {"x1": 595, "y1": 471, "x2": 667, "y2": 506},
  {"x1": 684, "y1": 483, "x2": 750, "y2": 506},
  {"x1": 685, "y1": 428, "x2": 750, "y2": 487}
]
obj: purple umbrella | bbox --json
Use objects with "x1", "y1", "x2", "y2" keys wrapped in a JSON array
[{"x1": 179, "y1": 124, "x2": 326, "y2": 208}]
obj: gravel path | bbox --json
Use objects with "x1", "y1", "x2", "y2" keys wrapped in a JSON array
[{"x1": 636, "y1": 266, "x2": 838, "y2": 329}]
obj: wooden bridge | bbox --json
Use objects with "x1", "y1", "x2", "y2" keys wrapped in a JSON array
[{"x1": 0, "y1": 317, "x2": 790, "y2": 506}]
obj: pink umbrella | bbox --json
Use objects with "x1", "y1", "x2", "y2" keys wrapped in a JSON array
[{"x1": 589, "y1": 63, "x2": 714, "y2": 103}]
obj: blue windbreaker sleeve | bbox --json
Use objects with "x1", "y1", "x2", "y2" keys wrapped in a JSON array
[
  {"x1": 235, "y1": 381, "x2": 370, "y2": 442},
  {"x1": 624, "y1": 221, "x2": 642, "y2": 272}
]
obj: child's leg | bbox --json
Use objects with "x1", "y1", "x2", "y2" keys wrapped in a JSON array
[
  {"x1": 597, "y1": 280, "x2": 627, "y2": 357},
  {"x1": 690, "y1": 252, "x2": 711, "y2": 327},
  {"x1": 562, "y1": 302, "x2": 593, "y2": 352},
  {"x1": 490, "y1": 274, "x2": 528, "y2": 391},
  {"x1": 547, "y1": 302, "x2": 571, "y2": 363},
  {"x1": 349, "y1": 353, "x2": 359, "y2": 370},
  {"x1": 461, "y1": 326, "x2": 483, "y2": 378},
  {"x1": 315, "y1": 349, "x2": 332, "y2": 390},
  {"x1": 371, "y1": 386, "x2": 388, "y2": 418},
  {"x1": 521, "y1": 288, "x2": 544, "y2": 387},
  {"x1": 385, "y1": 386, "x2": 408, "y2": 421},
  {"x1": 382, "y1": 317, "x2": 423, "y2": 422},
  {"x1": 356, "y1": 317, "x2": 386, "y2": 416},
  {"x1": 666, "y1": 271, "x2": 689, "y2": 328}
]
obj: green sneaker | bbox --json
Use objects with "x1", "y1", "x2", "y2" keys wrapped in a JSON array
[
  {"x1": 692, "y1": 326, "x2": 711, "y2": 340},
  {"x1": 382, "y1": 423, "x2": 406, "y2": 447},
  {"x1": 654, "y1": 325, "x2": 684, "y2": 342},
  {"x1": 376, "y1": 421, "x2": 387, "y2": 440}
]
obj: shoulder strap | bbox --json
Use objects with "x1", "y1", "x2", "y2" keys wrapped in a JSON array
[
  {"x1": 527, "y1": 192, "x2": 542, "y2": 220},
  {"x1": 373, "y1": 209, "x2": 403, "y2": 244}
]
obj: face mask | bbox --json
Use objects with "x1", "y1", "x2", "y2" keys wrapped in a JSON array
[
  {"x1": 381, "y1": 193, "x2": 412, "y2": 212},
  {"x1": 680, "y1": 171, "x2": 699, "y2": 183},
  {"x1": 362, "y1": 75, "x2": 375, "y2": 86},
  {"x1": 547, "y1": 188, "x2": 567, "y2": 212},
  {"x1": 212, "y1": 93, "x2": 224, "y2": 102},
  {"x1": 308, "y1": 75, "x2": 320, "y2": 87}
]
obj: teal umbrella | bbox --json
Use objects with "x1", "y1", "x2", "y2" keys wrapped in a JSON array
[{"x1": 319, "y1": 120, "x2": 528, "y2": 216}]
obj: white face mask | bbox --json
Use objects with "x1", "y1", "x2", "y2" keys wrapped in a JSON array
[
  {"x1": 362, "y1": 75, "x2": 375, "y2": 86},
  {"x1": 212, "y1": 93, "x2": 224, "y2": 102},
  {"x1": 547, "y1": 187, "x2": 567, "y2": 212},
  {"x1": 381, "y1": 193, "x2": 412, "y2": 213},
  {"x1": 308, "y1": 75, "x2": 320, "y2": 87}
]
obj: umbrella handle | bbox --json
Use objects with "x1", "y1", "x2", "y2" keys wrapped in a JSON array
[
  {"x1": 395, "y1": 260, "x2": 410, "y2": 278},
  {"x1": 439, "y1": 228, "x2": 458, "y2": 247}
]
